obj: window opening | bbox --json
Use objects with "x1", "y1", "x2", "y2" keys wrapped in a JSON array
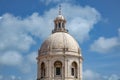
[
  {"x1": 58, "y1": 23, "x2": 61, "y2": 28},
  {"x1": 56, "y1": 67, "x2": 61, "y2": 75},
  {"x1": 71, "y1": 68, "x2": 74, "y2": 76}
]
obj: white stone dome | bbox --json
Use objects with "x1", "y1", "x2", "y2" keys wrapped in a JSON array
[{"x1": 39, "y1": 32, "x2": 81, "y2": 56}]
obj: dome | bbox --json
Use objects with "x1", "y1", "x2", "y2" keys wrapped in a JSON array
[
  {"x1": 56, "y1": 14, "x2": 65, "y2": 20},
  {"x1": 39, "y1": 32, "x2": 81, "y2": 56}
]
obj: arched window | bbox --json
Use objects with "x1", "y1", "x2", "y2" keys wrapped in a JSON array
[
  {"x1": 41, "y1": 62, "x2": 45, "y2": 78},
  {"x1": 55, "y1": 23, "x2": 57, "y2": 30},
  {"x1": 58, "y1": 22, "x2": 61, "y2": 28},
  {"x1": 71, "y1": 62, "x2": 77, "y2": 78},
  {"x1": 54, "y1": 61, "x2": 62, "y2": 77}
]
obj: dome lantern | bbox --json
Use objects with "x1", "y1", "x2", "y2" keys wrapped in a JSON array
[{"x1": 52, "y1": 5, "x2": 68, "y2": 33}]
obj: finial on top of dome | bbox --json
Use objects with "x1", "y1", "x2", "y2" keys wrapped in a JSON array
[
  {"x1": 52, "y1": 4, "x2": 68, "y2": 33},
  {"x1": 59, "y1": 4, "x2": 61, "y2": 15}
]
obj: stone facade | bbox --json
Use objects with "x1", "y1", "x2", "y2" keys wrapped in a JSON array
[{"x1": 37, "y1": 54, "x2": 82, "y2": 80}]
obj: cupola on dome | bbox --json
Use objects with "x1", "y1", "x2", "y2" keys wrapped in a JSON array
[{"x1": 56, "y1": 14, "x2": 65, "y2": 20}]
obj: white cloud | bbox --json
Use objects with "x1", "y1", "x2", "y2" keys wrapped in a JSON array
[
  {"x1": 11, "y1": 75, "x2": 16, "y2": 80},
  {"x1": 27, "y1": 51, "x2": 37, "y2": 63},
  {"x1": 0, "y1": 51, "x2": 23, "y2": 66},
  {"x1": 90, "y1": 28, "x2": 120, "y2": 53},
  {"x1": 0, "y1": 3, "x2": 100, "y2": 53},
  {"x1": 108, "y1": 74, "x2": 120, "y2": 80},
  {"x1": 17, "y1": 51, "x2": 37, "y2": 73},
  {"x1": 0, "y1": 17, "x2": 2, "y2": 19},
  {"x1": 0, "y1": 75, "x2": 21, "y2": 80},
  {"x1": 0, "y1": 75, "x2": 3, "y2": 80},
  {"x1": 0, "y1": 14, "x2": 35, "y2": 52},
  {"x1": 83, "y1": 70, "x2": 102, "y2": 80},
  {"x1": 0, "y1": 51, "x2": 36, "y2": 74},
  {"x1": 65, "y1": 4, "x2": 100, "y2": 42},
  {"x1": 39, "y1": 0, "x2": 75, "y2": 5},
  {"x1": 83, "y1": 70, "x2": 120, "y2": 80},
  {"x1": 90, "y1": 37, "x2": 120, "y2": 53},
  {"x1": 118, "y1": 28, "x2": 120, "y2": 36}
]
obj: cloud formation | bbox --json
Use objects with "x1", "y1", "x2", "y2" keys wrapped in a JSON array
[
  {"x1": 90, "y1": 37, "x2": 119, "y2": 53},
  {"x1": 0, "y1": 3, "x2": 100, "y2": 54},
  {"x1": 90, "y1": 29, "x2": 120, "y2": 53},
  {"x1": 0, "y1": 75, "x2": 21, "y2": 80},
  {"x1": 83, "y1": 70, "x2": 120, "y2": 80},
  {"x1": 39, "y1": 0, "x2": 76, "y2": 5},
  {"x1": 119, "y1": 28, "x2": 120, "y2": 36},
  {"x1": 27, "y1": 51, "x2": 37, "y2": 63},
  {"x1": 0, "y1": 14, "x2": 36, "y2": 52},
  {"x1": 63, "y1": 4, "x2": 100, "y2": 42},
  {"x1": 0, "y1": 51, "x2": 22, "y2": 66}
]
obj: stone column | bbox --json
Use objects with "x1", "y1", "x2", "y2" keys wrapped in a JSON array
[
  {"x1": 38, "y1": 61, "x2": 41, "y2": 80},
  {"x1": 79, "y1": 58, "x2": 82, "y2": 80}
]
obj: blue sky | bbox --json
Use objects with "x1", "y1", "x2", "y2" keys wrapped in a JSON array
[{"x1": 0, "y1": 0, "x2": 120, "y2": 80}]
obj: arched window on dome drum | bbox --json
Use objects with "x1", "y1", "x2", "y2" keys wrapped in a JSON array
[
  {"x1": 71, "y1": 62, "x2": 78, "y2": 78},
  {"x1": 54, "y1": 61, "x2": 62, "y2": 77},
  {"x1": 41, "y1": 62, "x2": 45, "y2": 79}
]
